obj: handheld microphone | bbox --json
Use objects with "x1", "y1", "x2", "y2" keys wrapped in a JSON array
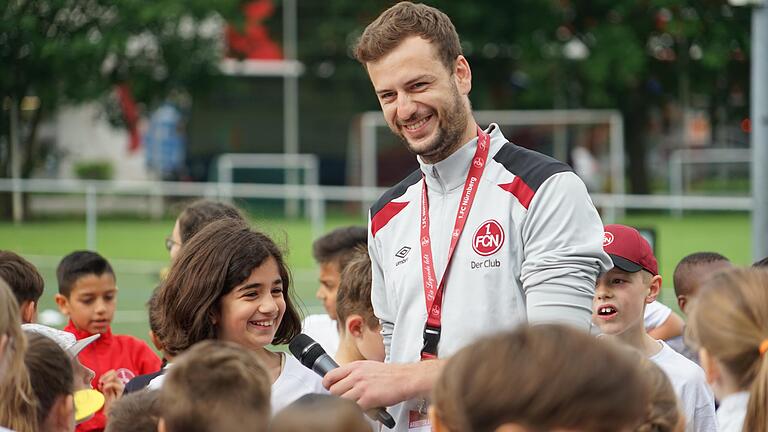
[{"x1": 288, "y1": 334, "x2": 396, "y2": 429}]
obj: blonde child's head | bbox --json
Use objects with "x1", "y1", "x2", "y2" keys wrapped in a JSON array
[
  {"x1": 431, "y1": 324, "x2": 648, "y2": 432},
  {"x1": 0, "y1": 278, "x2": 36, "y2": 432},
  {"x1": 687, "y1": 267, "x2": 768, "y2": 431}
]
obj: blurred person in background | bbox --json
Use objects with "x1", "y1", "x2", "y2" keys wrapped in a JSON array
[
  {"x1": 0, "y1": 250, "x2": 45, "y2": 323},
  {"x1": 303, "y1": 226, "x2": 367, "y2": 355},
  {"x1": 165, "y1": 199, "x2": 245, "y2": 261},
  {"x1": 687, "y1": 268, "x2": 768, "y2": 432},
  {"x1": 324, "y1": 3, "x2": 609, "y2": 429},
  {"x1": 429, "y1": 325, "x2": 648, "y2": 432},
  {"x1": 270, "y1": 394, "x2": 372, "y2": 432},
  {"x1": 0, "y1": 279, "x2": 36, "y2": 432},
  {"x1": 669, "y1": 252, "x2": 732, "y2": 364}
]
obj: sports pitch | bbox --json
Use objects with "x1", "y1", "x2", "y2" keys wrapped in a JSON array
[{"x1": 0, "y1": 211, "x2": 753, "y2": 347}]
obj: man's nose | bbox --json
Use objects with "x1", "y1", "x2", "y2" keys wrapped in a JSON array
[{"x1": 396, "y1": 94, "x2": 417, "y2": 121}]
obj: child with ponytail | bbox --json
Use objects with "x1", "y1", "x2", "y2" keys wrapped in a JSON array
[{"x1": 686, "y1": 267, "x2": 768, "y2": 432}]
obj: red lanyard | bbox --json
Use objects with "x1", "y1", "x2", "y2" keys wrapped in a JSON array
[{"x1": 419, "y1": 127, "x2": 490, "y2": 360}]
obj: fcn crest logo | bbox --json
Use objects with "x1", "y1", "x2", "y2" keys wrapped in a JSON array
[{"x1": 472, "y1": 220, "x2": 504, "y2": 256}]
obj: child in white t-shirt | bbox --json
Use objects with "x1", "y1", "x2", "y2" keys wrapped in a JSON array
[
  {"x1": 593, "y1": 225, "x2": 716, "y2": 432},
  {"x1": 302, "y1": 226, "x2": 368, "y2": 355},
  {"x1": 686, "y1": 268, "x2": 768, "y2": 432}
]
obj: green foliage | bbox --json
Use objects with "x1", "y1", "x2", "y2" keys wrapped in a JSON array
[{"x1": 73, "y1": 160, "x2": 113, "y2": 180}]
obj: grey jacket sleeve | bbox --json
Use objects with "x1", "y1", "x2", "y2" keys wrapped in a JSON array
[
  {"x1": 368, "y1": 217, "x2": 395, "y2": 363},
  {"x1": 520, "y1": 171, "x2": 612, "y2": 329}
]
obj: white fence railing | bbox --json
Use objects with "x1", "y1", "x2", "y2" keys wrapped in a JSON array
[{"x1": 0, "y1": 179, "x2": 753, "y2": 250}]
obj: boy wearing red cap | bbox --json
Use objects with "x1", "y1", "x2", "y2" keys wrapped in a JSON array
[{"x1": 593, "y1": 224, "x2": 716, "y2": 432}]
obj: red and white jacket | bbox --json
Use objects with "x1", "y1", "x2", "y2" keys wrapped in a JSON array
[{"x1": 368, "y1": 123, "x2": 611, "y2": 430}]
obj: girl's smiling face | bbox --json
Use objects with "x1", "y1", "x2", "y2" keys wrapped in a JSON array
[{"x1": 217, "y1": 256, "x2": 286, "y2": 350}]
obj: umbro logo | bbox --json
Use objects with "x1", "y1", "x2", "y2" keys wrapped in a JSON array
[{"x1": 395, "y1": 246, "x2": 411, "y2": 267}]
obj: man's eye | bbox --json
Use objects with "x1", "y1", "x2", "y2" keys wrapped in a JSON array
[{"x1": 412, "y1": 82, "x2": 427, "y2": 89}]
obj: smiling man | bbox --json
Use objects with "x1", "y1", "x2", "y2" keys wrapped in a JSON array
[{"x1": 322, "y1": 2, "x2": 611, "y2": 431}]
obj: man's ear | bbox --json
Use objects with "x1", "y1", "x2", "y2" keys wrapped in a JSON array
[
  {"x1": 454, "y1": 55, "x2": 472, "y2": 95},
  {"x1": 55, "y1": 294, "x2": 70, "y2": 316},
  {"x1": 646, "y1": 275, "x2": 662, "y2": 303},
  {"x1": 20, "y1": 300, "x2": 37, "y2": 324},
  {"x1": 345, "y1": 315, "x2": 365, "y2": 338}
]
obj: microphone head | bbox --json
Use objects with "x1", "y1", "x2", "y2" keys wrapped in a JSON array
[{"x1": 288, "y1": 334, "x2": 327, "y2": 368}]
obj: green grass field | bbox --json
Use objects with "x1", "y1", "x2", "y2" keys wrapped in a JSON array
[{"x1": 0, "y1": 211, "x2": 753, "y2": 348}]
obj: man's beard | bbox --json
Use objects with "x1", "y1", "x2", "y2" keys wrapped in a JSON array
[{"x1": 393, "y1": 85, "x2": 469, "y2": 163}]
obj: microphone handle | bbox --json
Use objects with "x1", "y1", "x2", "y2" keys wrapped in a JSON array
[{"x1": 312, "y1": 354, "x2": 396, "y2": 429}]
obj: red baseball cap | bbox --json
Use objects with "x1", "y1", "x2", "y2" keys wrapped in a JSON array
[{"x1": 602, "y1": 224, "x2": 658, "y2": 276}]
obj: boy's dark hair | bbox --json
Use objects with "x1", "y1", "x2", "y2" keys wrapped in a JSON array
[
  {"x1": 105, "y1": 390, "x2": 160, "y2": 432},
  {"x1": 354, "y1": 1, "x2": 462, "y2": 72},
  {"x1": 753, "y1": 256, "x2": 768, "y2": 268},
  {"x1": 312, "y1": 226, "x2": 367, "y2": 271},
  {"x1": 56, "y1": 250, "x2": 115, "y2": 297},
  {"x1": 177, "y1": 200, "x2": 245, "y2": 244},
  {"x1": 336, "y1": 247, "x2": 378, "y2": 329},
  {"x1": 157, "y1": 218, "x2": 301, "y2": 356},
  {"x1": 24, "y1": 333, "x2": 74, "y2": 428},
  {"x1": 0, "y1": 250, "x2": 44, "y2": 305},
  {"x1": 673, "y1": 252, "x2": 730, "y2": 297},
  {"x1": 159, "y1": 340, "x2": 271, "y2": 432}
]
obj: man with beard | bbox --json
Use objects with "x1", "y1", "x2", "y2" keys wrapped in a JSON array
[{"x1": 323, "y1": 3, "x2": 611, "y2": 431}]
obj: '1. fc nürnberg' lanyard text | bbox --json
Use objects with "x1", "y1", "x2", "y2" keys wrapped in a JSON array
[{"x1": 419, "y1": 127, "x2": 490, "y2": 360}]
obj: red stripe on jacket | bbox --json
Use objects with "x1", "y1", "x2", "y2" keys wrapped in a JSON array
[
  {"x1": 498, "y1": 177, "x2": 535, "y2": 209},
  {"x1": 371, "y1": 201, "x2": 409, "y2": 237}
]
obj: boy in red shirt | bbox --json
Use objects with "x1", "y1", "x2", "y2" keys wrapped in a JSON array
[{"x1": 55, "y1": 250, "x2": 161, "y2": 432}]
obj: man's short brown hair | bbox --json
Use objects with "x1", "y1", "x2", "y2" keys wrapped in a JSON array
[
  {"x1": 335, "y1": 247, "x2": 377, "y2": 330},
  {"x1": 0, "y1": 250, "x2": 44, "y2": 306},
  {"x1": 354, "y1": 1, "x2": 462, "y2": 71},
  {"x1": 159, "y1": 340, "x2": 271, "y2": 432}
]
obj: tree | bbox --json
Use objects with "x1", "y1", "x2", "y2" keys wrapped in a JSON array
[
  {"x1": 0, "y1": 0, "x2": 242, "y2": 218},
  {"x1": 296, "y1": 0, "x2": 750, "y2": 193}
]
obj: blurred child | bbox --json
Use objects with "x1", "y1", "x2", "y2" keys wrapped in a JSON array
[
  {"x1": 646, "y1": 301, "x2": 685, "y2": 341},
  {"x1": 0, "y1": 279, "x2": 36, "y2": 432},
  {"x1": 55, "y1": 251, "x2": 161, "y2": 432},
  {"x1": 594, "y1": 224, "x2": 716, "y2": 432},
  {"x1": 105, "y1": 390, "x2": 159, "y2": 432},
  {"x1": 303, "y1": 226, "x2": 367, "y2": 355},
  {"x1": 334, "y1": 247, "x2": 384, "y2": 364},
  {"x1": 270, "y1": 394, "x2": 372, "y2": 432},
  {"x1": 669, "y1": 252, "x2": 732, "y2": 362},
  {"x1": 635, "y1": 354, "x2": 686, "y2": 432},
  {"x1": 22, "y1": 324, "x2": 98, "y2": 394},
  {"x1": 0, "y1": 250, "x2": 45, "y2": 323},
  {"x1": 430, "y1": 324, "x2": 648, "y2": 432},
  {"x1": 686, "y1": 268, "x2": 768, "y2": 432},
  {"x1": 25, "y1": 333, "x2": 104, "y2": 432},
  {"x1": 156, "y1": 218, "x2": 324, "y2": 412},
  {"x1": 165, "y1": 199, "x2": 244, "y2": 260},
  {"x1": 123, "y1": 288, "x2": 172, "y2": 393},
  {"x1": 157, "y1": 340, "x2": 271, "y2": 432}
]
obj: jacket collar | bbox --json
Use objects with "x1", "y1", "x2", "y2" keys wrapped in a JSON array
[
  {"x1": 418, "y1": 124, "x2": 502, "y2": 194},
  {"x1": 64, "y1": 320, "x2": 112, "y2": 343}
]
